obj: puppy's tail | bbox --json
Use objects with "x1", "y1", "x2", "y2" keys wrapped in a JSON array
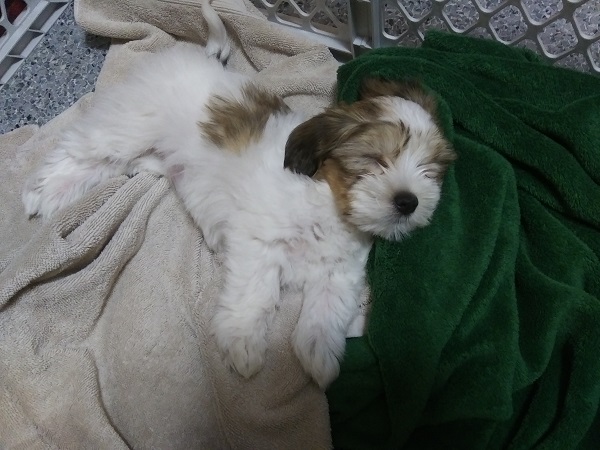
[{"x1": 202, "y1": 0, "x2": 230, "y2": 64}]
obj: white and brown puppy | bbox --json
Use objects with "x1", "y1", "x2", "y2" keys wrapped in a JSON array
[{"x1": 22, "y1": 15, "x2": 454, "y2": 388}]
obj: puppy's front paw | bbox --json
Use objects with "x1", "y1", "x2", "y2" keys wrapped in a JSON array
[
  {"x1": 218, "y1": 334, "x2": 266, "y2": 379},
  {"x1": 213, "y1": 311, "x2": 267, "y2": 379},
  {"x1": 292, "y1": 324, "x2": 345, "y2": 389}
]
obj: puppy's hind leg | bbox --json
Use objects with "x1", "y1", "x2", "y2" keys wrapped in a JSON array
[
  {"x1": 23, "y1": 144, "x2": 123, "y2": 218},
  {"x1": 23, "y1": 109, "x2": 163, "y2": 218}
]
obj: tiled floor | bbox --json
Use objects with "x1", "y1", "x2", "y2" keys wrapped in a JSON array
[{"x1": 0, "y1": 2, "x2": 109, "y2": 134}]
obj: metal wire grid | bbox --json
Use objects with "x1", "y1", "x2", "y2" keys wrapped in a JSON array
[
  {"x1": 252, "y1": 0, "x2": 600, "y2": 73},
  {"x1": 0, "y1": 0, "x2": 68, "y2": 87}
]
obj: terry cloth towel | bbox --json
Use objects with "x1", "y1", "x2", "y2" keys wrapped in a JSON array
[
  {"x1": 327, "y1": 31, "x2": 600, "y2": 450},
  {"x1": 0, "y1": 0, "x2": 341, "y2": 448}
]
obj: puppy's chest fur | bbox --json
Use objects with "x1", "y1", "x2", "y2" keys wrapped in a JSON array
[
  {"x1": 215, "y1": 168, "x2": 372, "y2": 291},
  {"x1": 276, "y1": 212, "x2": 372, "y2": 290}
]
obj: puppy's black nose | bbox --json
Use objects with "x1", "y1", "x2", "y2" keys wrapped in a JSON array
[{"x1": 393, "y1": 192, "x2": 418, "y2": 215}]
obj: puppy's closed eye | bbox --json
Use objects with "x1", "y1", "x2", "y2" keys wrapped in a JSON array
[
  {"x1": 366, "y1": 155, "x2": 388, "y2": 168},
  {"x1": 347, "y1": 155, "x2": 388, "y2": 177}
]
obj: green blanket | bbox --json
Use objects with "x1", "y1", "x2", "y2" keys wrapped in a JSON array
[{"x1": 327, "y1": 32, "x2": 600, "y2": 450}]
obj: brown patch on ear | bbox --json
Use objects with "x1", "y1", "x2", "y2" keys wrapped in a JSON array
[
  {"x1": 284, "y1": 101, "x2": 384, "y2": 176},
  {"x1": 424, "y1": 131, "x2": 457, "y2": 182},
  {"x1": 314, "y1": 158, "x2": 352, "y2": 215},
  {"x1": 284, "y1": 115, "x2": 325, "y2": 176},
  {"x1": 200, "y1": 84, "x2": 290, "y2": 153},
  {"x1": 360, "y1": 77, "x2": 438, "y2": 120}
]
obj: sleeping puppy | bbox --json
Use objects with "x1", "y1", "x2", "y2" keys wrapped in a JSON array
[{"x1": 22, "y1": 4, "x2": 455, "y2": 388}]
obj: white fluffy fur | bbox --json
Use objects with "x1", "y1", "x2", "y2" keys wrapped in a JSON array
[
  {"x1": 349, "y1": 98, "x2": 443, "y2": 240},
  {"x1": 22, "y1": 18, "x2": 446, "y2": 387}
]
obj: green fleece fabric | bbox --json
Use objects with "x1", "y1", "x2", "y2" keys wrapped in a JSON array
[{"x1": 327, "y1": 32, "x2": 600, "y2": 450}]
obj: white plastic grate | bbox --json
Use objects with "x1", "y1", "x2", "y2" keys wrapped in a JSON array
[
  {"x1": 252, "y1": 0, "x2": 600, "y2": 73},
  {"x1": 378, "y1": 0, "x2": 600, "y2": 72},
  {"x1": 254, "y1": 0, "x2": 352, "y2": 54},
  {"x1": 2, "y1": 0, "x2": 596, "y2": 85},
  {"x1": 0, "y1": 0, "x2": 68, "y2": 88}
]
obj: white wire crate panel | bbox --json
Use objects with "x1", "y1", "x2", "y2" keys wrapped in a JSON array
[
  {"x1": 0, "y1": 0, "x2": 68, "y2": 87},
  {"x1": 252, "y1": 0, "x2": 352, "y2": 54},
  {"x1": 378, "y1": 0, "x2": 600, "y2": 73},
  {"x1": 251, "y1": 0, "x2": 600, "y2": 73}
]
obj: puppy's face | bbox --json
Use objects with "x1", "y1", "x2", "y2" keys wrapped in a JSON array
[{"x1": 284, "y1": 78, "x2": 455, "y2": 241}]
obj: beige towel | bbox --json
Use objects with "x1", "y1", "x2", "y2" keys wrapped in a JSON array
[{"x1": 0, "y1": 0, "x2": 341, "y2": 447}]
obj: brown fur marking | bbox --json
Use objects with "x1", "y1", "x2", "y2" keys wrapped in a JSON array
[
  {"x1": 315, "y1": 159, "x2": 352, "y2": 216},
  {"x1": 331, "y1": 121, "x2": 411, "y2": 175},
  {"x1": 285, "y1": 89, "x2": 455, "y2": 184},
  {"x1": 200, "y1": 84, "x2": 290, "y2": 153},
  {"x1": 284, "y1": 99, "x2": 387, "y2": 176},
  {"x1": 420, "y1": 129, "x2": 457, "y2": 181},
  {"x1": 360, "y1": 78, "x2": 439, "y2": 123},
  {"x1": 359, "y1": 78, "x2": 456, "y2": 177}
]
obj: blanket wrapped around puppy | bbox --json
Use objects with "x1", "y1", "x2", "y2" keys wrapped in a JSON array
[{"x1": 327, "y1": 32, "x2": 600, "y2": 450}]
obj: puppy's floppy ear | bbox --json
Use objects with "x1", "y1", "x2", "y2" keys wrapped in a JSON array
[
  {"x1": 284, "y1": 110, "x2": 361, "y2": 176},
  {"x1": 360, "y1": 77, "x2": 438, "y2": 119},
  {"x1": 284, "y1": 115, "x2": 324, "y2": 176}
]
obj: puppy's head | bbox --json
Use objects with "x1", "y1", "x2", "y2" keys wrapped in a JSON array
[{"x1": 284, "y1": 77, "x2": 455, "y2": 241}]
